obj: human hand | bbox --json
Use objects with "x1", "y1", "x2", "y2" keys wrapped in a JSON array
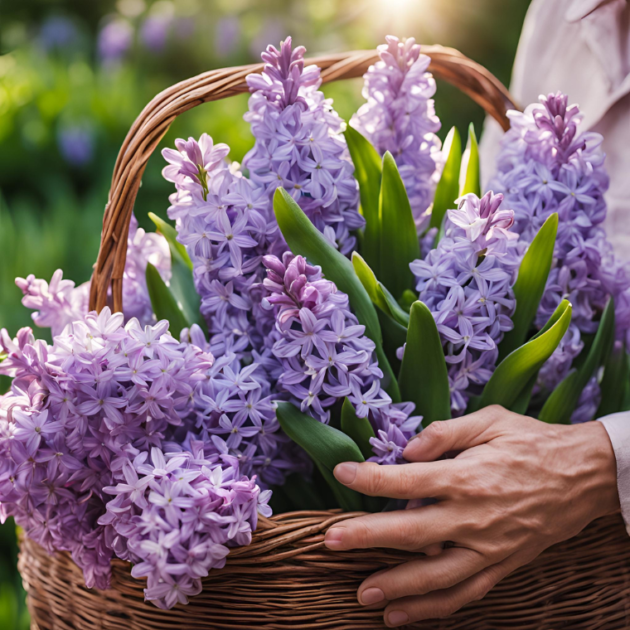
[{"x1": 324, "y1": 406, "x2": 619, "y2": 627}]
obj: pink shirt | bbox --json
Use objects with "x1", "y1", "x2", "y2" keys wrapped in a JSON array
[{"x1": 479, "y1": 0, "x2": 630, "y2": 531}]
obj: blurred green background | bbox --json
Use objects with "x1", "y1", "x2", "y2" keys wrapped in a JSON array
[{"x1": 0, "y1": 0, "x2": 530, "y2": 625}]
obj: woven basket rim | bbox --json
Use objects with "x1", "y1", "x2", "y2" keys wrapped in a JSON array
[{"x1": 88, "y1": 44, "x2": 518, "y2": 313}]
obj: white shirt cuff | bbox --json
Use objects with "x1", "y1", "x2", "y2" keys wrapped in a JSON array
[{"x1": 599, "y1": 412, "x2": 630, "y2": 535}]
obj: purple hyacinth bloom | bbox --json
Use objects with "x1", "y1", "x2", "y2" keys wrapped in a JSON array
[
  {"x1": 140, "y1": 15, "x2": 171, "y2": 52},
  {"x1": 0, "y1": 308, "x2": 272, "y2": 607},
  {"x1": 244, "y1": 37, "x2": 364, "y2": 254},
  {"x1": 163, "y1": 134, "x2": 279, "y2": 365},
  {"x1": 351, "y1": 35, "x2": 442, "y2": 233},
  {"x1": 410, "y1": 192, "x2": 519, "y2": 415},
  {"x1": 16, "y1": 215, "x2": 170, "y2": 336},
  {"x1": 489, "y1": 92, "x2": 630, "y2": 405},
  {"x1": 262, "y1": 253, "x2": 420, "y2": 464}
]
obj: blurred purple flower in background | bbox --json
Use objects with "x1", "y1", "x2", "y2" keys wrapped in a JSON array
[
  {"x1": 98, "y1": 18, "x2": 134, "y2": 63},
  {"x1": 214, "y1": 15, "x2": 240, "y2": 58},
  {"x1": 57, "y1": 124, "x2": 94, "y2": 166},
  {"x1": 38, "y1": 16, "x2": 79, "y2": 52},
  {"x1": 140, "y1": 14, "x2": 171, "y2": 52},
  {"x1": 351, "y1": 35, "x2": 442, "y2": 233}
]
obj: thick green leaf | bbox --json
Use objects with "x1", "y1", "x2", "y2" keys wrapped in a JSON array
[
  {"x1": 378, "y1": 152, "x2": 420, "y2": 298},
  {"x1": 274, "y1": 188, "x2": 400, "y2": 401},
  {"x1": 378, "y1": 309, "x2": 407, "y2": 372},
  {"x1": 341, "y1": 397, "x2": 376, "y2": 460},
  {"x1": 460, "y1": 123, "x2": 480, "y2": 197},
  {"x1": 510, "y1": 374, "x2": 538, "y2": 415},
  {"x1": 0, "y1": 375, "x2": 10, "y2": 395},
  {"x1": 480, "y1": 300, "x2": 572, "y2": 410},
  {"x1": 539, "y1": 298, "x2": 615, "y2": 424},
  {"x1": 280, "y1": 473, "x2": 327, "y2": 511},
  {"x1": 149, "y1": 212, "x2": 193, "y2": 270},
  {"x1": 430, "y1": 127, "x2": 462, "y2": 231},
  {"x1": 351, "y1": 251, "x2": 389, "y2": 313},
  {"x1": 145, "y1": 263, "x2": 189, "y2": 336},
  {"x1": 399, "y1": 301, "x2": 451, "y2": 427},
  {"x1": 276, "y1": 401, "x2": 365, "y2": 512},
  {"x1": 276, "y1": 401, "x2": 365, "y2": 471},
  {"x1": 316, "y1": 462, "x2": 364, "y2": 512},
  {"x1": 399, "y1": 290, "x2": 417, "y2": 314},
  {"x1": 378, "y1": 282, "x2": 410, "y2": 327},
  {"x1": 499, "y1": 214, "x2": 558, "y2": 360},
  {"x1": 344, "y1": 126, "x2": 382, "y2": 273},
  {"x1": 149, "y1": 212, "x2": 204, "y2": 332},
  {"x1": 597, "y1": 344, "x2": 630, "y2": 418},
  {"x1": 351, "y1": 252, "x2": 410, "y2": 328}
]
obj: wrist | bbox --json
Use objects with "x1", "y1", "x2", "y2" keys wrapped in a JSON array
[{"x1": 571, "y1": 421, "x2": 619, "y2": 519}]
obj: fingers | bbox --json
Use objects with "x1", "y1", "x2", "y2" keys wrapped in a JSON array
[
  {"x1": 324, "y1": 505, "x2": 455, "y2": 551},
  {"x1": 403, "y1": 405, "x2": 510, "y2": 462},
  {"x1": 382, "y1": 553, "x2": 523, "y2": 627},
  {"x1": 358, "y1": 547, "x2": 486, "y2": 605},
  {"x1": 333, "y1": 460, "x2": 456, "y2": 499}
]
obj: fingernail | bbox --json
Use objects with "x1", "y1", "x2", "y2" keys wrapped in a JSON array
[
  {"x1": 388, "y1": 610, "x2": 410, "y2": 626},
  {"x1": 360, "y1": 587, "x2": 385, "y2": 605},
  {"x1": 334, "y1": 462, "x2": 358, "y2": 485},
  {"x1": 324, "y1": 527, "x2": 345, "y2": 549},
  {"x1": 408, "y1": 432, "x2": 422, "y2": 441}
]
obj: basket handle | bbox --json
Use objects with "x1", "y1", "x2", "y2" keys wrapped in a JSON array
[{"x1": 89, "y1": 45, "x2": 518, "y2": 313}]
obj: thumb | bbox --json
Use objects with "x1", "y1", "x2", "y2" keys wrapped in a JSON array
[{"x1": 403, "y1": 405, "x2": 507, "y2": 462}]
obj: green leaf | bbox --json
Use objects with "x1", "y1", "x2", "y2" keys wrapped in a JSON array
[
  {"x1": 399, "y1": 290, "x2": 417, "y2": 314},
  {"x1": 597, "y1": 344, "x2": 630, "y2": 418},
  {"x1": 279, "y1": 473, "x2": 327, "y2": 511},
  {"x1": 149, "y1": 212, "x2": 205, "y2": 332},
  {"x1": 341, "y1": 397, "x2": 376, "y2": 460},
  {"x1": 378, "y1": 309, "x2": 407, "y2": 372},
  {"x1": 344, "y1": 126, "x2": 382, "y2": 273},
  {"x1": 378, "y1": 152, "x2": 420, "y2": 298},
  {"x1": 480, "y1": 300, "x2": 573, "y2": 410},
  {"x1": 399, "y1": 301, "x2": 451, "y2": 427},
  {"x1": 510, "y1": 374, "x2": 538, "y2": 416},
  {"x1": 149, "y1": 212, "x2": 193, "y2": 270},
  {"x1": 351, "y1": 252, "x2": 410, "y2": 327},
  {"x1": 276, "y1": 401, "x2": 364, "y2": 512},
  {"x1": 539, "y1": 298, "x2": 615, "y2": 424},
  {"x1": 274, "y1": 188, "x2": 400, "y2": 401},
  {"x1": 351, "y1": 251, "x2": 389, "y2": 313},
  {"x1": 145, "y1": 263, "x2": 189, "y2": 337},
  {"x1": 460, "y1": 123, "x2": 480, "y2": 197},
  {"x1": 430, "y1": 127, "x2": 462, "y2": 231},
  {"x1": 499, "y1": 213, "x2": 558, "y2": 360},
  {"x1": 316, "y1": 462, "x2": 364, "y2": 512}
]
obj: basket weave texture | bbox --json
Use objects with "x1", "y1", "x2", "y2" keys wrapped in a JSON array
[
  {"x1": 19, "y1": 514, "x2": 630, "y2": 629},
  {"x1": 17, "y1": 46, "x2": 630, "y2": 629}
]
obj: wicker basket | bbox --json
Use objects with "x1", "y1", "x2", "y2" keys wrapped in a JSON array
[{"x1": 17, "y1": 47, "x2": 630, "y2": 630}]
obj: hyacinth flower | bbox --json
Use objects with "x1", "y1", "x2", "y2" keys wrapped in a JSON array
[
  {"x1": 244, "y1": 37, "x2": 364, "y2": 254},
  {"x1": 350, "y1": 35, "x2": 442, "y2": 233},
  {"x1": 489, "y1": 92, "x2": 630, "y2": 419},
  {"x1": 163, "y1": 134, "x2": 278, "y2": 362},
  {"x1": 16, "y1": 215, "x2": 170, "y2": 336},
  {"x1": 410, "y1": 191, "x2": 520, "y2": 414},
  {"x1": 262, "y1": 252, "x2": 420, "y2": 464},
  {"x1": 0, "y1": 309, "x2": 271, "y2": 607}
]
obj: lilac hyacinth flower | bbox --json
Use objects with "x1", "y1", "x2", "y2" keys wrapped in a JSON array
[
  {"x1": 0, "y1": 309, "x2": 271, "y2": 606},
  {"x1": 163, "y1": 134, "x2": 278, "y2": 363},
  {"x1": 243, "y1": 37, "x2": 364, "y2": 254},
  {"x1": 489, "y1": 92, "x2": 630, "y2": 419},
  {"x1": 351, "y1": 35, "x2": 442, "y2": 233},
  {"x1": 410, "y1": 192, "x2": 519, "y2": 415},
  {"x1": 262, "y1": 253, "x2": 420, "y2": 464},
  {"x1": 16, "y1": 215, "x2": 170, "y2": 336}
]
